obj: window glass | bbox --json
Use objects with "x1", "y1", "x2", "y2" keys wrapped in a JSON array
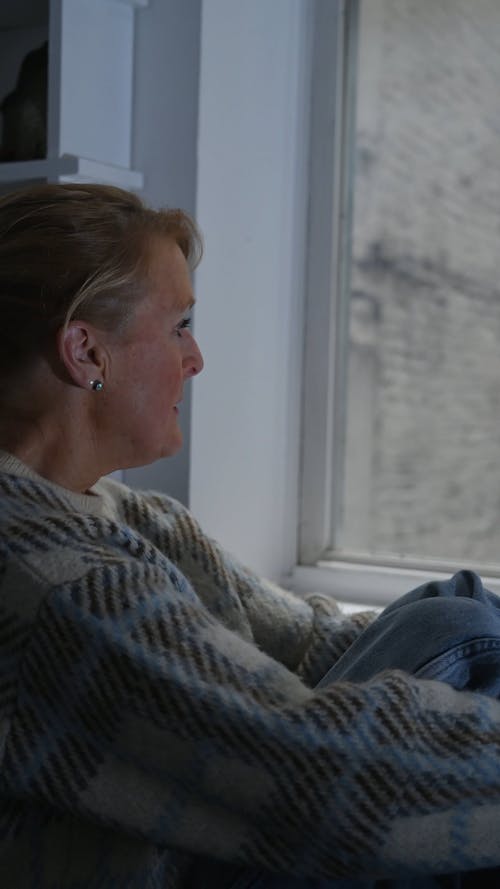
[{"x1": 338, "y1": 0, "x2": 500, "y2": 566}]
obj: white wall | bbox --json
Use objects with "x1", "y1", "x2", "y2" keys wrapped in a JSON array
[
  {"x1": 190, "y1": 0, "x2": 313, "y2": 581},
  {"x1": 124, "y1": 0, "x2": 201, "y2": 502}
]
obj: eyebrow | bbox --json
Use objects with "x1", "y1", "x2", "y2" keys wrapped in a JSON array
[{"x1": 176, "y1": 297, "x2": 196, "y2": 313}]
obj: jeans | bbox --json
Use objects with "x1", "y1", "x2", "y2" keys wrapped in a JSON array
[{"x1": 192, "y1": 571, "x2": 500, "y2": 889}]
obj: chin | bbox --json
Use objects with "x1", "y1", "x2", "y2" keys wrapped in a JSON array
[
  {"x1": 160, "y1": 434, "x2": 183, "y2": 459},
  {"x1": 120, "y1": 435, "x2": 183, "y2": 470}
]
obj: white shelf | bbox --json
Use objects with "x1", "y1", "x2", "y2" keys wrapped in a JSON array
[
  {"x1": 0, "y1": 154, "x2": 143, "y2": 189},
  {"x1": 114, "y1": 0, "x2": 149, "y2": 7},
  {"x1": 0, "y1": 2, "x2": 145, "y2": 192}
]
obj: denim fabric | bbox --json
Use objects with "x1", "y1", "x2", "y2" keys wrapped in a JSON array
[
  {"x1": 318, "y1": 569, "x2": 500, "y2": 693},
  {"x1": 198, "y1": 571, "x2": 500, "y2": 889}
]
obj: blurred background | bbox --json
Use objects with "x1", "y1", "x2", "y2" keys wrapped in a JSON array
[{"x1": 2, "y1": 0, "x2": 499, "y2": 604}]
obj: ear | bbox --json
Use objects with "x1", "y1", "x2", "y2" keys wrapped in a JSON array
[{"x1": 56, "y1": 321, "x2": 106, "y2": 391}]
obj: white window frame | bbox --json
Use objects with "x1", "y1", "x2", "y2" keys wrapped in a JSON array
[{"x1": 289, "y1": 0, "x2": 500, "y2": 607}]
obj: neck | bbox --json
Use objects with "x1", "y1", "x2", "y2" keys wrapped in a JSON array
[
  {"x1": 0, "y1": 426, "x2": 103, "y2": 494},
  {"x1": 0, "y1": 389, "x2": 106, "y2": 494}
]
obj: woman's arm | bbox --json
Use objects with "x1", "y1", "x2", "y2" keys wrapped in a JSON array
[
  {"x1": 136, "y1": 490, "x2": 376, "y2": 686},
  {"x1": 5, "y1": 554, "x2": 500, "y2": 881}
]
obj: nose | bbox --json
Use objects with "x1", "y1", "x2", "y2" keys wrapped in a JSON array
[{"x1": 182, "y1": 330, "x2": 204, "y2": 379}]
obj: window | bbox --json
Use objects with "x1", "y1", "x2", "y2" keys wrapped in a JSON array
[{"x1": 296, "y1": 0, "x2": 500, "y2": 604}]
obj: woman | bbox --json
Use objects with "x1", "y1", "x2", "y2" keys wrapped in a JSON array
[{"x1": 0, "y1": 182, "x2": 500, "y2": 889}]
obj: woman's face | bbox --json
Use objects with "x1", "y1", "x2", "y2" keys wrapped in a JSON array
[{"x1": 105, "y1": 236, "x2": 203, "y2": 467}]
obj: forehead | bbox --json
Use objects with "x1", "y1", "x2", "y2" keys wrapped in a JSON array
[{"x1": 146, "y1": 236, "x2": 194, "y2": 314}]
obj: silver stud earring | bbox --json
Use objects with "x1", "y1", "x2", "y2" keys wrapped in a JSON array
[{"x1": 89, "y1": 380, "x2": 104, "y2": 391}]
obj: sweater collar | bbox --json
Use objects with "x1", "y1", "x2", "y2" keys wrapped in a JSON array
[{"x1": 0, "y1": 449, "x2": 119, "y2": 519}]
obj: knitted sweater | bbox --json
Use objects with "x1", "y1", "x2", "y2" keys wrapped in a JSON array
[{"x1": 1, "y1": 453, "x2": 500, "y2": 888}]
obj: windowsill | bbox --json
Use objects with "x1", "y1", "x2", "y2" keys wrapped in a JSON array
[
  {"x1": 336, "y1": 600, "x2": 380, "y2": 615},
  {"x1": 286, "y1": 560, "x2": 500, "y2": 609}
]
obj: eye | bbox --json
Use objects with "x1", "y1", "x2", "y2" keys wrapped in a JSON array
[{"x1": 175, "y1": 315, "x2": 192, "y2": 338}]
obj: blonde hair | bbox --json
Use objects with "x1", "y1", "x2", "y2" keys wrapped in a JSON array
[{"x1": 0, "y1": 182, "x2": 202, "y2": 379}]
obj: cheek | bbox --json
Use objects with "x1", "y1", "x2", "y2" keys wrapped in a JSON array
[
  {"x1": 155, "y1": 350, "x2": 183, "y2": 399},
  {"x1": 128, "y1": 340, "x2": 182, "y2": 407}
]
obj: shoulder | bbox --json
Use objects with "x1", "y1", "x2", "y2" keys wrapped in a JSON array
[
  {"x1": 96, "y1": 475, "x2": 189, "y2": 525},
  {"x1": 98, "y1": 479, "x2": 207, "y2": 562},
  {"x1": 0, "y1": 473, "x2": 187, "y2": 589}
]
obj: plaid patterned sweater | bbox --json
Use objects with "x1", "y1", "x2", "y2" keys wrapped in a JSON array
[{"x1": 1, "y1": 452, "x2": 500, "y2": 888}]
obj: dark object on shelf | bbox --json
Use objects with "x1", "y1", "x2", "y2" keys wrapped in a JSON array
[{"x1": 0, "y1": 41, "x2": 48, "y2": 162}]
